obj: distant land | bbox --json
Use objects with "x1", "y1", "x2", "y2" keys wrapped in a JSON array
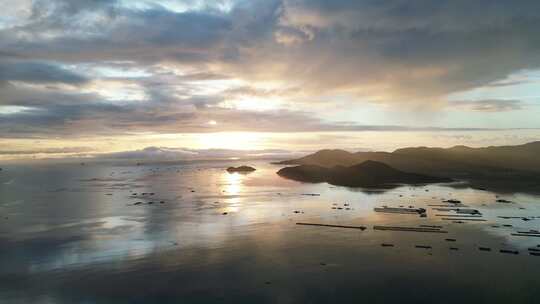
[
  {"x1": 226, "y1": 165, "x2": 257, "y2": 173},
  {"x1": 277, "y1": 160, "x2": 451, "y2": 188},
  {"x1": 276, "y1": 141, "x2": 540, "y2": 192}
]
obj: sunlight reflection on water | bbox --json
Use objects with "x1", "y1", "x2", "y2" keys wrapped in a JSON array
[{"x1": 1, "y1": 161, "x2": 540, "y2": 303}]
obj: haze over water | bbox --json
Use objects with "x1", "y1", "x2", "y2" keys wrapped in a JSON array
[{"x1": 1, "y1": 160, "x2": 540, "y2": 303}]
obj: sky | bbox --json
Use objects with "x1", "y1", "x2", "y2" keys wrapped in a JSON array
[{"x1": 1, "y1": 0, "x2": 540, "y2": 160}]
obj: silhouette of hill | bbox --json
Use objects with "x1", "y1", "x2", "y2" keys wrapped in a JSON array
[
  {"x1": 277, "y1": 142, "x2": 540, "y2": 192},
  {"x1": 226, "y1": 166, "x2": 256, "y2": 173},
  {"x1": 393, "y1": 141, "x2": 540, "y2": 173},
  {"x1": 277, "y1": 160, "x2": 451, "y2": 188}
]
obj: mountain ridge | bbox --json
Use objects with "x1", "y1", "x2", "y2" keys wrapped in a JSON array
[
  {"x1": 278, "y1": 141, "x2": 540, "y2": 174},
  {"x1": 276, "y1": 141, "x2": 540, "y2": 192},
  {"x1": 277, "y1": 160, "x2": 451, "y2": 188}
]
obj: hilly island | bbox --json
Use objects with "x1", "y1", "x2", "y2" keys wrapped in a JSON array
[{"x1": 276, "y1": 141, "x2": 540, "y2": 192}]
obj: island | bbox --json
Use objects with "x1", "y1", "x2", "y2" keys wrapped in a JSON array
[
  {"x1": 277, "y1": 160, "x2": 451, "y2": 187},
  {"x1": 275, "y1": 141, "x2": 540, "y2": 192},
  {"x1": 226, "y1": 166, "x2": 256, "y2": 173}
]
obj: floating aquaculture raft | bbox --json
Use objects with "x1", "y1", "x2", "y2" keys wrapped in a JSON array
[{"x1": 374, "y1": 207, "x2": 426, "y2": 215}]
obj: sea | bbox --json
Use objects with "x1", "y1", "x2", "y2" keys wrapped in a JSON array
[{"x1": 1, "y1": 160, "x2": 540, "y2": 303}]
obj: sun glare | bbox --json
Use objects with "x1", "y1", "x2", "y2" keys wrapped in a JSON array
[
  {"x1": 221, "y1": 171, "x2": 244, "y2": 213},
  {"x1": 224, "y1": 172, "x2": 242, "y2": 195}
]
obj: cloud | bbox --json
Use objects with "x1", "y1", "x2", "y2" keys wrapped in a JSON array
[
  {"x1": 95, "y1": 146, "x2": 301, "y2": 161},
  {"x1": 0, "y1": 61, "x2": 88, "y2": 85},
  {"x1": 451, "y1": 99, "x2": 523, "y2": 112},
  {"x1": 0, "y1": 4, "x2": 233, "y2": 65},
  {"x1": 1, "y1": 0, "x2": 540, "y2": 153},
  {"x1": 0, "y1": 82, "x2": 499, "y2": 139},
  {"x1": 234, "y1": 0, "x2": 540, "y2": 102},
  {"x1": 0, "y1": 146, "x2": 93, "y2": 155},
  {"x1": 3, "y1": 0, "x2": 540, "y2": 103}
]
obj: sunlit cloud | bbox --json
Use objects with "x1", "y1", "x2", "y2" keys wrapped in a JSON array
[
  {"x1": 450, "y1": 99, "x2": 523, "y2": 112},
  {"x1": 0, "y1": 105, "x2": 34, "y2": 115},
  {"x1": 1, "y1": 0, "x2": 540, "y2": 159}
]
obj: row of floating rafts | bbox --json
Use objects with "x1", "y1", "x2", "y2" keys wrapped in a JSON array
[
  {"x1": 372, "y1": 198, "x2": 536, "y2": 225},
  {"x1": 373, "y1": 204, "x2": 481, "y2": 219},
  {"x1": 431, "y1": 202, "x2": 540, "y2": 232},
  {"x1": 433, "y1": 207, "x2": 484, "y2": 222},
  {"x1": 428, "y1": 199, "x2": 484, "y2": 222},
  {"x1": 296, "y1": 222, "x2": 540, "y2": 256},
  {"x1": 297, "y1": 197, "x2": 540, "y2": 254},
  {"x1": 511, "y1": 230, "x2": 540, "y2": 238},
  {"x1": 498, "y1": 215, "x2": 540, "y2": 222},
  {"x1": 428, "y1": 199, "x2": 470, "y2": 208},
  {"x1": 373, "y1": 206, "x2": 427, "y2": 217},
  {"x1": 296, "y1": 222, "x2": 447, "y2": 233}
]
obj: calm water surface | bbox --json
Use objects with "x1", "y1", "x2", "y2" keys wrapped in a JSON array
[{"x1": 1, "y1": 160, "x2": 540, "y2": 303}]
